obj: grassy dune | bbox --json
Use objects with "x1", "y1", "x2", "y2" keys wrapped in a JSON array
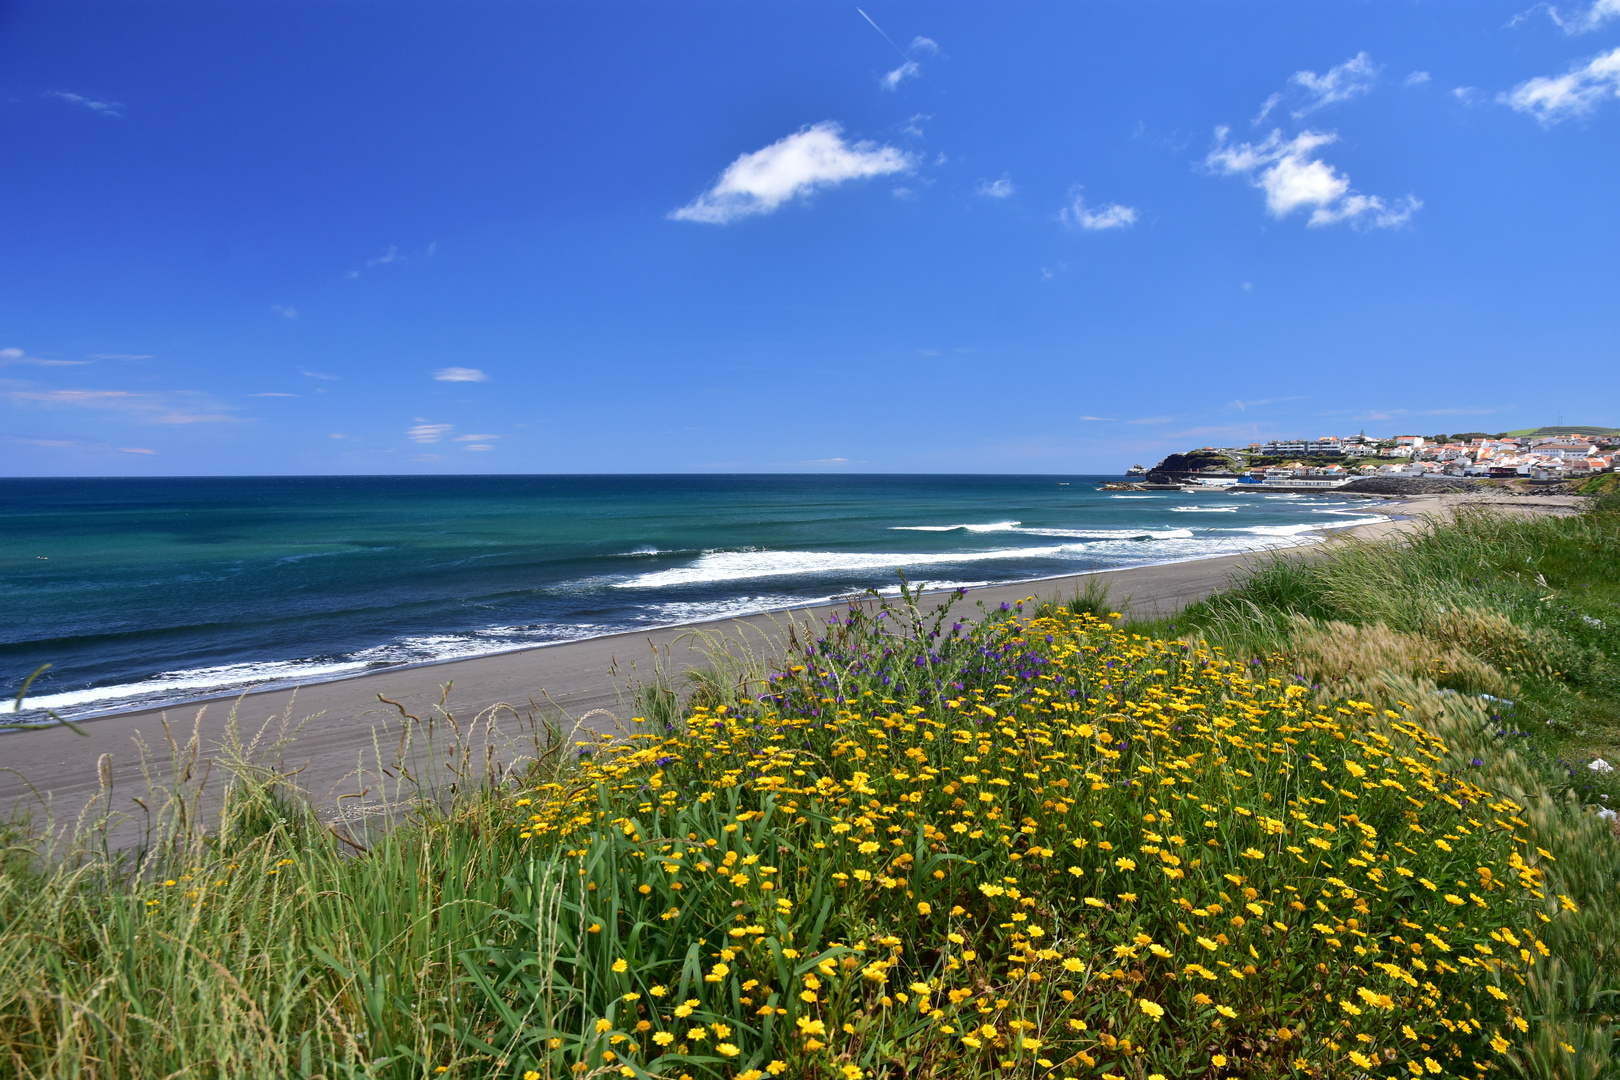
[{"x1": 2, "y1": 502, "x2": 1618, "y2": 1080}]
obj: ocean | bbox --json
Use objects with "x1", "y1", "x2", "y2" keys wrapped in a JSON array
[{"x1": 0, "y1": 475, "x2": 1385, "y2": 721}]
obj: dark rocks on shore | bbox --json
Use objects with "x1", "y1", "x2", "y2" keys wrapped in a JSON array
[{"x1": 1339, "y1": 476, "x2": 1485, "y2": 495}]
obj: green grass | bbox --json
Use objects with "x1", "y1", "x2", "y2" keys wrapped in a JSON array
[{"x1": 1103, "y1": 502, "x2": 1620, "y2": 806}]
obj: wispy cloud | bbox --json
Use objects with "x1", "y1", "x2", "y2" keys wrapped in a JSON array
[
  {"x1": 272, "y1": 304, "x2": 298, "y2": 319},
  {"x1": 454, "y1": 433, "x2": 498, "y2": 441},
  {"x1": 1405, "y1": 71, "x2": 1433, "y2": 87},
  {"x1": 882, "y1": 61, "x2": 921, "y2": 90},
  {"x1": 300, "y1": 368, "x2": 337, "y2": 380},
  {"x1": 345, "y1": 241, "x2": 434, "y2": 279},
  {"x1": 976, "y1": 175, "x2": 1015, "y2": 199},
  {"x1": 1228, "y1": 396, "x2": 1307, "y2": 413},
  {"x1": 433, "y1": 367, "x2": 489, "y2": 382},
  {"x1": 2, "y1": 385, "x2": 237, "y2": 424},
  {"x1": 1287, "y1": 52, "x2": 1380, "y2": 116},
  {"x1": 121, "y1": 447, "x2": 156, "y2": 454},
  {"x1": 407, "y1": 422, "x2": 453, "y2": 443},
  {"x1": 1501, "y1": 46, "x2": 1620, "y2": 123},
  {"x1": 1532, "y1": 0, "x2": 1620, "y2": 33},
  {"x1": 48, "y1": 90, "x2": 123, "y2": 118},
  {"x1": 1205, "y1": 128, "x2": 1419, "y2": 228},
  {"x1": 1060, "y1": 190, "x2": 1138, "y2": 231},
  {"x1": 671, "y1": 123, "x2": 913, "y2": 225},
  {"x1": 0, "y1": 347, "x2": 89, "y2": 368},
  {"x1": 87, "y1": 353, "x2": 151, "y2": 361}
]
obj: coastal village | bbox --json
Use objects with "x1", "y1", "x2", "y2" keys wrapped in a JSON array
[{"x1": 1125, "y1": 427, "x2": 1619, "y2": 488}]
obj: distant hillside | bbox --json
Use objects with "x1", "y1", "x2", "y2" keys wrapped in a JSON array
[{"x1": 1505, "y1": 425, "x2": 1620, "y2": 437}]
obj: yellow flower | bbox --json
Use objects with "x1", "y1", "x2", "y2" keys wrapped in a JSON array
[
  {"x1": 917, "y1": 901, "x2": 931, "y2": 915},
  {"x1": 1138, "y1": 999, "x2": 1165, "y2": 1020},
  {"x1": 1215, "y1": 1005, "x2": 1236, "y2": 1018},
  {"x1": 653, "y1": 1032, "x2": 674, "y2": 1046},
  {"x1": 1063, "y1": 957, "x2": 1084, "y2": 972},
  {"x1": 1348, "y1": 1051, "x2": 1374, "y2": 1068},
  {"x1": 718, "y1": 1043, "x2": 742, "y2": 1058},
  {"x1": 1211, "y1": 1054, "x2": 1227, "y2": 1067},
  {"x1": 1115, "y1": 857, "x2": 1137, "y2": 871},
  {"x1": 595, "y1": 1018, "x2": 612, "y2": 1034},
  {"x1": 612, "y1": 958, "x2": 628, "y2": 973},
  {"x1": 1197, "y1": 936, "x2": 1219, "y2": 951}
]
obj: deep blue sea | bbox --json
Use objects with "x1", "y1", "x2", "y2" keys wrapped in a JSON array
[{"x1": 0, "y1": 475, "x2": 1384, "y2": 721}]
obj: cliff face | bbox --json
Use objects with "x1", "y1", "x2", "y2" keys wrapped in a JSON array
[{"x1": 1146, "y1": 450, "x2": 1240, "y2": 479}]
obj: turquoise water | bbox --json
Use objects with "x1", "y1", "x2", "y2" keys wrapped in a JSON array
[{"x1": 0, "y1": 475, "x2": 1384, "y2": 720}]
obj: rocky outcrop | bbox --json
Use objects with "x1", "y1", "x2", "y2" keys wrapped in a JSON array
[{"x1": 1339, "y1": 476, "x2": 1484, "y2": 495}]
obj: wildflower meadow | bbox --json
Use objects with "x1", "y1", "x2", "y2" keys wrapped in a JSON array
[{"x1": 468, "y1": 586, "x2": 1601, "y2": 1080}]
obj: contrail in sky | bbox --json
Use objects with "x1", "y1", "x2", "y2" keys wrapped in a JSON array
[{"x1": 856, "y1": 8, "x2": 911, "y2": 62}]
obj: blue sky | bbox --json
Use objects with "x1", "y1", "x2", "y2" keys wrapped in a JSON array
[{"x1": 2, "y1": 1, "x2": 1616, "y2": 475}]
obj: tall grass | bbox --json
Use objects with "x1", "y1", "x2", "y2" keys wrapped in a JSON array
[{"x1": 0, "y1": 695, "x2": 567, "y2": 1079}]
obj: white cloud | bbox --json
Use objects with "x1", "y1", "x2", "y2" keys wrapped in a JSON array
[
  {"x1": 407, "y1": 422, "x2": 453, "y2": 443},
  {"x1": 910, "y1": 36, "x2": 939, "y2": 54},
  {"x1": 1405, "y1": 71, "x2": 1432, "y2": 86},
  {"x1": 48, "y1": 90, "x2": 123, "y2": 118},
  {"x1": 87, "y1": 353, "x2": 152, "y2": 360},
  {"x1": 670, "y1": 123, "x2": 913, "y2": 225},
  {"x1": 1548, "y1": 0, "x2": 1620, "y2": 33},
  {"x1": 433, "y1": 367, "x2": 489, "y2": 382},
  {"x1": 1452, "y1": 86, "x2": 1485, "y2": 106},
  {"x1": 881, "y1": 61, "x2": 920, "y2": 90},
  {"x1": 1, "y1": 386, "x2": 236, "y2": 424},
  {"x1": 1060, "y1": 191, "x2": 1138, "y2": 231},
  {"x1": 1288, "y1": 52, "x2": 1380, "y2": 115},
  {"x1": 300, "y1": 368, "x2": 337, "y2": 380},
  {"x1": 120, "y1": 447, "x2": 156, "y2": 455},
  {"x1": 272, "y1": 304, "x2": 297, "y2": 319},
  {"x1": 0, "y1": 347, "x2": 89, "y2": 368},
  {"x1": 463, "y1": 444, "x2": 494, "y2": 451},
  {"x1": 367, "y1": 246, "x2": 402, "y2": 267},
  {"x1": 976, "y1": 175, "x2": 1015, "y2": 198},
  {"x1": 1204, "y1": 127, "x2": 1419, "y2": 229},
  {"x1": 251, "y1": 392, "x2": 297, "y2": 397},
  {"x1": 1501, "y1": 46, "x2": 1620, "y2": 123},
  {"x1": 454, "y1": 433, "x2": 498, "y2": 441}
]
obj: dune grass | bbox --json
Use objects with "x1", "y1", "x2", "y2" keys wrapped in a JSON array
[
  {"x1": 1104, "y1": 503, "x2": 1620, "y2": 804},
  {"x1": 1, "y1": 508, "x2": 1617, "y2": 1079}
]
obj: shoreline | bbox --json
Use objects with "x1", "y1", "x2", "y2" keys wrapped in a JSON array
[
  {"x1": 4, "y1": 491, "x2": 1579, "y2": 825},
  {"x1": 9, "y1": 502, "x2": 1411, "y2": 728}
]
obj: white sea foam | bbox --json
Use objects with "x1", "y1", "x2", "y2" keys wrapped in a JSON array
[
  {"x1": 1169, "y1": 505, "x2": 1240, "y2": 513},
  {"x1": 1110, "y1": 495, "x2": 1162, "y2": 499},
  {"x1": 891, "y1": 521, "x2": 1021, "y2": 533},
  {"x1": 15, "y1": 626, "x2": 612, "y2": 716},
  {"x1": 1014, "y1": 527, "x2": 1195, "y2": 540},
  {"x1": 614, "y1": 545, "x2": 1105, "y2": 589}
]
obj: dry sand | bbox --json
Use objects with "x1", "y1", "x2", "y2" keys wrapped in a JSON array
[{"x1": 0, "y1": 492, "x2": 1577, "y2": 837}]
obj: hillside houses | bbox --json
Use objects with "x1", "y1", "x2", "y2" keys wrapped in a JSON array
[{"x1": 1230, "y1": 432, "x2": 1616, "y2": 482}]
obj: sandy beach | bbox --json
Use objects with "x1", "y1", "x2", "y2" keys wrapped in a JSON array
[{"x1": 0, "y1": 491, "x2": 1578, "y2": 835}]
